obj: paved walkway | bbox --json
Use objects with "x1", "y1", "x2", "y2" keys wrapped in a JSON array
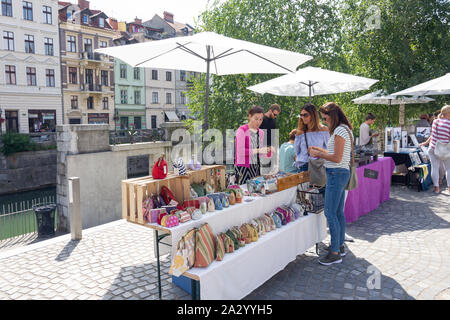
[{"x1": 0, "y1": 185, "x2": 448, "y2": 300}]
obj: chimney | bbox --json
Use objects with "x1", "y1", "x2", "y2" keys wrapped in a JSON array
[
  {"x1": 109, "y1": 17, "x2": 118, "y2": 30},
  {"x1": 134, "y1": 17, "x2": 142, "y2": 25},
  {"x1": 78, "y1": 0, "x2": 90, "y2": 9},
  {"x1": 163, "y1": 11, "x2": 174, "y2": 23}
]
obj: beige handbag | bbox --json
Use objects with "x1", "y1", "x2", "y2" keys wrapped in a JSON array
[{"x1": 343, "y1": 126, "x2": 358, "y2": 191}]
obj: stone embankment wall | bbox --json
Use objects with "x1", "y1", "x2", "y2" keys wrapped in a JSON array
[{"x1": 0, "y1": 150, "x2": 56, "y2": 195}]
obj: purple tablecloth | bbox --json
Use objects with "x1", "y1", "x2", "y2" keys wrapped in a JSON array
[{"x1": 344, "y1": 157, "x2": 395, "y2": 223}]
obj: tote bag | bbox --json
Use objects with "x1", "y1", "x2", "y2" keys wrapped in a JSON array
[
  {"x1": 342, "y1": 126, "x2": 358, "y2": 191},
  {"x1": 305, "y1": 132, "x2": 327, "y2": 187},
  {"x1": 434, "y1": 120, "x2": 450, "y2": 160}
]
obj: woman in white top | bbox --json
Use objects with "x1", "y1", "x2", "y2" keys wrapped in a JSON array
[{"x1": 309, "y1": 102, "x2": 353, "y2": 266}]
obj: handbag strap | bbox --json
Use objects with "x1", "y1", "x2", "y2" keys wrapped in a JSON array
[
  {"x1": 304, "y1": 132, "x2": 310, "y2": 155},
  {"x1": 256, "y1": 130, "x2": 261, "y2": 167},
  {"x1": 342, "y1": 125, "x2": 355, "y2": 168}
]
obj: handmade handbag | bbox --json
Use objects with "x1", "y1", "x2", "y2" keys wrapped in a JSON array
[
  {"x1": 152, "y1": 155, "x2": 168, "y2": 179},
  {"x1": 270, "y1": 213, "x2": 282, "y2": 228},
  {"x1": 184, "y1": 229, "x2": 196, "y2": 268},
  {"x1": 156, "y1": 209, "x2": 167, "y2": 225},
  {"x1": 214, "y1": 197, "x2": 222, "y2": 210},
  {"x1": 173, "y1": 157, "x2": 187, "y2": 176},
  {"x1": 191, "y1": 183, "x2": 206, "y2": 197},
  {"x1": 160, "y1": 186, "x2": 178, "y2": 207},
  {"x1": 290, "y1": 203, "x2": 305, "y2": 219},
  {"x1": 152, "y1": 194, "x2": 161, "y2": 208},
  {"x1": 191, "y1": 209, "x2": 202, "y2": 220},
  {"x1": 183, "y1": 199, "x2": 200, "y2": 209},
  {"x1": 187, "y1": 158, "x2": 202, "y2": 171},
  {"x1": 194, "y1": 223, "x2": 216, "y2": 268},
  {"x1": 207, "y1": 198, "x2": 215, "y2": 212},
  {"x1": 240, "y1": 224, "x2": 252, "y2": 244},
  {"x1": 247, "y1": 224, "x2": 259, "y2": 242},
  {"x1": 158, "y1": 194, "x2": 167, "y2": 207},
  {"x1": 264, "y1": 213, "x2": 276, "y2": 231},
  {"x1": 225, "y1": 230, "x2": 239, "y2": 251},
  {"x1": 194, "y1": 196, "x2": 210, "y2": 206},
  {"x1": 170, "y1": 235, "x2": 190, "y2": 276},
  {"x1": 343, "y1": 126, "x2": 358, "y2": 191},
  {"x1": 160, "y1": 214, "x2": 169, "y2": 227},
  {"x1": 434, "y1": 121, "x2": 450, "y2": 160},
  {"x1": 165, "y1": 214, "x2": 179, "y2": 228},
  {"x1": 179, "y1": 211, "x2": 191, "y2": 223},
  {"x1": 305, "y1": 132, "x2": 327, "y2": 187},
  {"x1": 221, "y1": 233, "x2": 234, "y2": 254},
  {"x1": 215, "y1": 234, "x2": 225, "y2": 261},
  {"x1": 275, "y1": 207, "x2": 291, "y2": 224},
  {"x1": 235, "y1": 191, "x2": 243, "y2": 203},
  {"x1": 227, "y1": 191, "x2": 236, "y2": 205},
  {"x1": 205, "y1": 183, "x2": 214, "y2": 194},
  {"x1": 200, "y1": 202, "x2": 207, "y2": 214},
  {"x1": 231, "y1": 226, "x2": 246, "y2": 247}
]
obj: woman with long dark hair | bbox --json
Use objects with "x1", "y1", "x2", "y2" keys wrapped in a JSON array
[
  {"x1": 235, "y1": 106, "x2": 273, "y2": 185},
  {"x1": 308, "y1": 102, "x2": 353, "y2": 266},
  {"x1": 292, "y1": 104, "x2": 330, "y2": 172}
]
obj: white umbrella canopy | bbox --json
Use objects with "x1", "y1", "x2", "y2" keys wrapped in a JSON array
[
  {"x1": 352, "y1": 90, "x2": 435, "y2": 105},
  {"x1": 96, "y1": 31, "x2": 312, "y2": 129},
  {"x1": 247, "y1": 66, "x2": 379, "y2": 102},
  {"x1": 352, "y1": 90, "x2": 435, "y2": 126},
  {"x1": 391, "y1": 73, "x2": 450, "y2": 96}
]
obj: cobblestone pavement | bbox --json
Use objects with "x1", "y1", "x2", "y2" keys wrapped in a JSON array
[{"x1": 0, "y1": 185, "x2": 448, "y2": 300}]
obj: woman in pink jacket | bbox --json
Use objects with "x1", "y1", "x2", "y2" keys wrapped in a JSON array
[{"x1": 235, "y1": 106, "x2": 273, "y2": 185}]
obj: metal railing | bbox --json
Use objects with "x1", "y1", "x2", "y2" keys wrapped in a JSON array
[
  {"x1": 0, "y1": 196, "x2": 57, "y2": 244},
  {"x1": 109, "y1": 128, "x2": 166, "y2": 145}
]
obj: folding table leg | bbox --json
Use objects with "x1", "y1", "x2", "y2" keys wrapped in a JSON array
[{"x1": 191, "y1": 279, "x2": 200, "y2": 300}]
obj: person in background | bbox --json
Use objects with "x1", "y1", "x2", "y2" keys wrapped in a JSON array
[
  {"x1": 308, "y1": 102, "x2": 353, "y2": 266},
  {"x1": 235, "y1": 106, "x2": 273, "y2": 185},
  {"x1": 291, "y1": 104, "x2": 329, "y2": 172},
  {"x1": 279, "y1": 132, "x2": 297, "y2": 173},
  {"x1": 416, "y1": 114, "x2": 431, "y2": 127},
  {"x1": 426, "y1": 105, "x2": 450, "y2": 194},
  {"x1": 428, "y1": 113, "x2": 436, "y2": 126},
  {"x1": 260, "y1": 104, "x2": 281, "y2": 173},
  {"x1": 359, "y1": 113, "x2": 379, "y2": 147}
]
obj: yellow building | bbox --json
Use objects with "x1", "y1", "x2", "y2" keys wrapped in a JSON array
[{"x1": 58, "y1": 0, "x2": 116, "y2": 128}]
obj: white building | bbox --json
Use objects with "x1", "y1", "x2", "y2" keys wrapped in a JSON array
[{"x1": 0, "y1": 0, "x2": 62, "y2": 134}]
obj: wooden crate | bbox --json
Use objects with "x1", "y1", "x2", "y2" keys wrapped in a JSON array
[
  {"x1": 187, "y1": 165, "x2": 227, "y2": 194},
  {"x1": 277, "y1": 171, "x2": 310, "y2": 191},
  {"x1": 121, "y1": 165, "x2": 226, "y2": 225}
]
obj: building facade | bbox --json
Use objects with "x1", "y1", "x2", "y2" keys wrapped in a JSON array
[
  {"x1": 0, "y1": 0, "x2": 62, "y2": 134},
  {"x1": 58, "y1": 0, "x2": 116, "y2": 129}
]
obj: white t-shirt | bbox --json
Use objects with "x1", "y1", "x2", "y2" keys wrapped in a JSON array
[
  {"x1": 359, "y1": 122, "x2": 371, "y2": 146},
  {"x1": 325, "y1": 125, "x2": 352, "y2": 169}
]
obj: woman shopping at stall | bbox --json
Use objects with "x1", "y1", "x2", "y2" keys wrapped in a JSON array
[
  {"x1": 426, "y1": 105, "x2": 450, "y2": 194},
  {"x1": 308, "y1": 102, "x2": 353, "y2": 266},
  {"x1": 292, "y1": 104, "x2": 330, "y2": 172},
  {"x1": 235, "y1": 106, "x2": 273, "y2": 185}
]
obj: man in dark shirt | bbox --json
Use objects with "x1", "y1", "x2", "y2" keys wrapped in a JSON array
[{"x1": 260, "y1": 104, "x2": 281, "y2": 173}]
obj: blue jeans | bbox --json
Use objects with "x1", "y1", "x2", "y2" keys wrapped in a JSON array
[
  {"x1": 296, "y1": 163, "x2": 309, "y2": 173},
  {"x1": 324, "y1": 168, "x2": 350, "y2": 253}
]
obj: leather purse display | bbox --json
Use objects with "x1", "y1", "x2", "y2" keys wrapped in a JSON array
[{"x1": 152, "y1": 155, "x2": 168, "y2": 180}]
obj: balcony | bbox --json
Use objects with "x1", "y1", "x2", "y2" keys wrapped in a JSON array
[
  {"x1": 80, "y1": 83, "x2": 103, "y2": 93},
  {"x1": 79, "y1": 51, "x2": 113, "y2": 64}
]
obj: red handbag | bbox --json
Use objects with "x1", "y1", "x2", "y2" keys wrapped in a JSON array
[
  {"x1": 183, "y1": 200, "x2": 200, "y2": 209},
  {"x1": 161, "y1": 186, "x2": 177, "y2": 206},
  {"x1": 152, "y1": 155, "x2": 168, "y2": 179}
]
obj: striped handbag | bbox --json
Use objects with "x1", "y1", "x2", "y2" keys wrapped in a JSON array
[
  {"x1": 215, "y1": 234, "x2": 225, "y2": 261},
  {"x1": 194, "y1": 223, "x2": 216, "y2": 268}
]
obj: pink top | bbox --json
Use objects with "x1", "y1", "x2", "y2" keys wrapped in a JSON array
[
  {"x1": 430, "y1": 118, "x2": 450, "y2": 150},
  {"x1": 235, "y1": 124, "x2": 266, "y2": 168}
]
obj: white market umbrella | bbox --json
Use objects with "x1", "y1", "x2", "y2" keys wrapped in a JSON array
[
  {"x1": 352, "y1": 90, "x2": 435, "y2": 126},
  {"x1": 95, "y1": 31, "x2": 312, "y2": 130},
  {"x1": 391, "y1": 73, "x2": 450, "y2": 96},
  {"x1": 247, "y1": 66, "x2": 379, "y2": 103}
]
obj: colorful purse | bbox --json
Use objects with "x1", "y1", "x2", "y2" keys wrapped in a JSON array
[
  {"x1": 235, "y1": 191, "x2": 243, "y2": 203},
  {"x1": 247, "y1": 224, "x2": 258, "y2": 242},
  {"x1": 152, "y1": 194, "x2": 161, "y2": 208},
  {"x1": 170, "y1": 235, "x2": 189, "y2": 276},
  {"x1": 156, "y1": 209, "x2": 168, "y2": 225},
  {"x1": 183, "y1": 199, "x2": 200, "y2": 209},
  {"x1": 179, "y1": 211, "x2": 191, "y2": 223},
  {"x1": 270, "y1": 213, "x2": 282, "y2": 228},
  {"x1": 160, "y1": 186, "x2": 178, "y2": 207},
  {"x1": 240, "y1": 224, "x2": 252, "y2": 244},
  {"x1": 207, "y1": 198, "x2": 215, "y2": 212},
  {"x1": 228, "y1": 192, "x2": 236, "y2": 205},
  {"x1": 173, "y1": 157, "x2": 187, "y2": 176},
  {"x1": 200, "y1": 202, "x2": 207, "y2": 214},
  {"x1": 214, "y1": 198, "x2": 222, "y2": 210},
  {"x1": 191, "y1": 209, "x2": 202, "y2": 220},
  {"x1": 225, "y1": 230, "x2": 239, "y2": 250},
  {"x1": 215, "y1": 234, "x2": 225, "y2": 261},
  {"x1": 165, "y1": 214, "x2": 179, "y2": 228},
  {"x1": 275, "y1": 207, "x2": 290, "y2": 224},
  {"x1": 221, "y1": 233, "x2": 234, "y2": 254},
  {"x1": 191, "y1": 183, "x2": 206, "y2": 197},
  {"x1": 152, "y1": 155, "x2": 168, "y2": 179},
  {"x1": 158, "y1": 194, "x2": 167, "y2": 207},
  {"x1": 205, "y1": 183, "x2": 214, "y2": 194},
  {"x1": 231, "y1": 226, "x2": 245, "y2": 247},
  {"x1": 194, "y1": 223, "x2": 216, "y2": 268}
]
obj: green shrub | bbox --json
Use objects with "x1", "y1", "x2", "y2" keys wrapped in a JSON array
[{"x1": 0, "y1": 132, "x2": 39, "y2": 156}]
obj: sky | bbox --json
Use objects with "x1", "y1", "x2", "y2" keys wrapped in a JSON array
[{"x1": 73, "y1": 0, "x2": 224, "y2": 27}]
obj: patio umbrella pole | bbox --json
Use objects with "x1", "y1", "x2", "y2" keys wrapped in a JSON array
[
  {"x1": 204, "y1": 45, "x2": 211, "y2": 132},
  {"x1": 388, "y1": 99, "x2": 392, "y2": 127}
]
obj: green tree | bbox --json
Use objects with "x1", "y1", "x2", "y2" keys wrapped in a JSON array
[{"x1": 187, "y1": 0, "x2": 449, "y2": 141}]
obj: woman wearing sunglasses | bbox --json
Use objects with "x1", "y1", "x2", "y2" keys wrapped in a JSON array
[
  {"x1": 292, "y1": 104, "x2": 330, "y2": 173},
  {"x1": 308, "y1": 102, "x2": 353, "y2": 266}
]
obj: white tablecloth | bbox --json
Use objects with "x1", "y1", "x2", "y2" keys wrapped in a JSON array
[
  {"x1": 189, "y1": 212, "x2": 327, "y2": 300},
  {"x1": 147, "y1": 187, "x2": 299, "y2": 258}
]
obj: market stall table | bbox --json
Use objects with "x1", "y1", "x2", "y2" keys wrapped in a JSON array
[
  {"x1": 344, "y1": 157, "x2": 395, "y2": 223},
  {"x1": 135, "y1": 185, "x2": 327, "y2": 299}
]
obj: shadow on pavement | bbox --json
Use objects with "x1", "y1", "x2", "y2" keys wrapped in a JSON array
[
  {"x1": 55, "y1": 239, "x2": 80, "y2": 262},
  {"x1": 244, "y1": 244, "x2": 415, "y2": 300}
]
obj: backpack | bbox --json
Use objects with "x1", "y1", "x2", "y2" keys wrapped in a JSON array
[{"x1": 152, "y1": 155, "x2": 168, "y2": 179}]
